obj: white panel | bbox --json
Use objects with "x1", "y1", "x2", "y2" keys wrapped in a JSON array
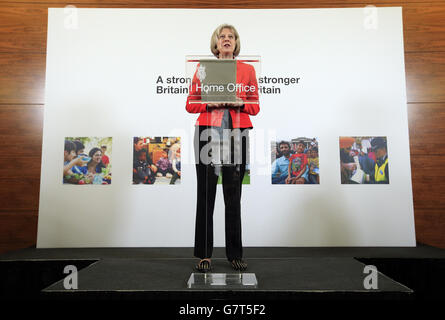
[{"x1": 37, "y1": 8, "x2": 415, "y2": 247}]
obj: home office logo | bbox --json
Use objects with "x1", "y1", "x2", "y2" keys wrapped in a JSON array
[{"x1": 197, "y1": 65, "x2": 206, "y2": 81}]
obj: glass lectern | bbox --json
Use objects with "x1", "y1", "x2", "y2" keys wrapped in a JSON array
[{"x1": 186, "y1": 55, "x2": 261, "y2": 289}]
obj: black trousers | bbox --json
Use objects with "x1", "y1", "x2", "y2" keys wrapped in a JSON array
[{"x1": 193, "y1": 125, "x2": 249, "y2": 261}]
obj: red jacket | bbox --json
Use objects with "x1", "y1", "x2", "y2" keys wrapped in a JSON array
[{"x1": 186, "y1": 60, "x2": 260, "y2": 128}]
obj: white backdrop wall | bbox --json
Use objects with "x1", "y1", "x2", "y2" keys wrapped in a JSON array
[{"x1": 37, "y1": 8, "x2": 416, "y2": 247}]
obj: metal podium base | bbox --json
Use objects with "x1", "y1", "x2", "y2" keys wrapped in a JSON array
[{"x1": 187, "y1": 273, "x2": 258, "y2": 289}]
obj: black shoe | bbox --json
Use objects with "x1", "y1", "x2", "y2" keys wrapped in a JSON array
[
  {"x1": 195, "y1": 259, "x2": 212, "y2": 273},
  {"x1": 231, "y1": 259, "x2": 247, "y2": 271}
]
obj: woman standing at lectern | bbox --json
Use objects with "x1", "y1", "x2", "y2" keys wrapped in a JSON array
[{"x1": 186, "y1": 24, "x2": 260, "y2": 272}]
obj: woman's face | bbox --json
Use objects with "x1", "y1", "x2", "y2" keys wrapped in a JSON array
[
  {"x1": 217, "y1": 28, "x2": 236, "y2": 58},
  {"x1": 92, "y1": 150, "x2": 102, "y2": 163}
]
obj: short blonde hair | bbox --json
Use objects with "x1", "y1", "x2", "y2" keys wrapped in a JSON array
[{"x1": 210, "y1": 24, "x2": 241, "y2": 58}]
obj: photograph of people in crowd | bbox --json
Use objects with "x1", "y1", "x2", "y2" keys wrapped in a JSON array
[
  {"x1": 63, "y1": 137, "x2": 112, "y2": 185},
  {"x1": 133, "y1": 136, "x2": 181, "y2": 185},
  {"x1": 340, "y1": 136, "x2": 389, "y2": 184},
  {"x1": 271, "y1": 137, "x2": 320, "y2": 184}
]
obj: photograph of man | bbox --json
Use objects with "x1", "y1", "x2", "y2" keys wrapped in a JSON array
[
  {"x1": 340, "y1": 136, "x2": 389, "y2": 184},
  {"x1": 271, "y1": 141, "x2": 291, "y2": 184},
  {"x1": 271, "y1": 138, "x2": 319, "y2": 184},
  {"x1": 371, "y1": 137, "x2": 389, "y2": 184}
]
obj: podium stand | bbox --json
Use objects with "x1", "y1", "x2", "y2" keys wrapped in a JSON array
[
  {"x1": 187, "y1": 273, "x2": 258, "y2": 289},
  {"x1": 187, "y1": 55, "x2": 261, "y2": 290}
]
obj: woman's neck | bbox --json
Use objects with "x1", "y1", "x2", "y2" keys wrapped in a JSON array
[{"x1": 218, "y1": 53, "x2": 233, "y2": 60}]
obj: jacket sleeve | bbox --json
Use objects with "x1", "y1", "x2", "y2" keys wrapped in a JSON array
[
  {"x1": 241, "y1": 64, "x2": 260, "y2": 116},
  {"x1": 186, "y1": 67, "x2": 207, "y2": 114}
]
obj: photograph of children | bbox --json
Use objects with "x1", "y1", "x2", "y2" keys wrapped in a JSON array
[
  {"x1": 339, "y1": 136, "x2": 389, "y2": 184},
  {"x1": 271, "y1": 137, "x2": 320, "y2": 184},
  {"x1": 133, "y1": 136, "x2": 181, "y2": 185},
  {"x1": 63, "y1": 137, "x2": 112, "y2": 185}
]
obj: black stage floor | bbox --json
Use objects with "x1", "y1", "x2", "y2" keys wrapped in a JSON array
[
  {"x1": 2, "y1": 245, "x2": 445, "y2": 260},
  {"x1": 1, "y1": 245, "x2": 444, "y2": 301}
]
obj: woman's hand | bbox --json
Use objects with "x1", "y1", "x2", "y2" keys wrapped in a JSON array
[
  {"x1": 226, "y1": 97, "x2": 244, "y2": 108},
  {"x1": 206, "y1": 103, "x2": 226, "y2": 109},
  {"x1": 207, "y1": 98, "x2": 244, "y2": 109}
]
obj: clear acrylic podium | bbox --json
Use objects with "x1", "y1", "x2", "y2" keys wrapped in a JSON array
[
  {"x1": 187, "y1": 273, "x2": 258, "y2": 289},
  {"x1": 186, "y1": 55, "x2": 260, "y2": 290}
]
